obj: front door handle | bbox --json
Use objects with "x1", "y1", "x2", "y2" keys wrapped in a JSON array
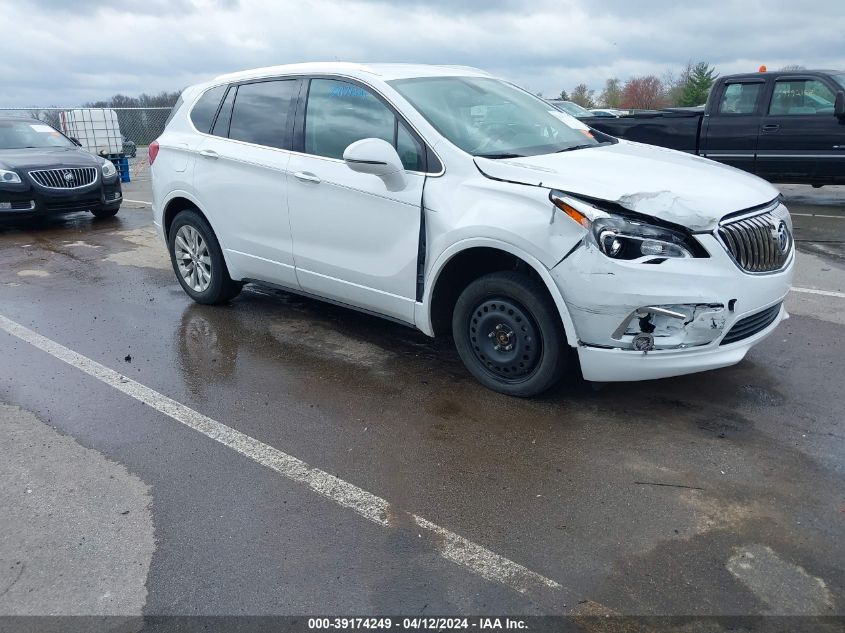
[
  {"x1": 294, "y1": 171, "x2": 321, "y2": 184},
  {"x1": 761, "y1": 124, "x2": 780, "y2": 132},
  {"x1": 199, "y1": 149, "x2": 219, "y2": 159},
  {"x1": 834, "y1": 145, "x2": 845, "y2": 150}
]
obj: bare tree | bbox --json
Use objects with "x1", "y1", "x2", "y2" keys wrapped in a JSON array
[
  {"x1": 598, "y1": 78, "x2": 623, "y2": 108},
  {"x1": 779, "y1": 64, "x2": 807, "y2": 71},
  {"x1": 569, "y1": 83, "x2": 596, "y2": 108}
]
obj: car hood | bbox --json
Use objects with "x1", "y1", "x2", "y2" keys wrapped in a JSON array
[
  {"x1": 0, "y1": 147, "x2": 101, "y2": 171},
  {"x1": 474, "y1": 140, "x2": 780, "y2": 231}
]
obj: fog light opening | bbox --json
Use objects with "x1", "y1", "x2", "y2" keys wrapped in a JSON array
[{"x1": 631, "y1": 332, "x2": 655, "y2": 353}]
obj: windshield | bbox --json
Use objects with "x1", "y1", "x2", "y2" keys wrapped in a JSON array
[
  {"x1": 389, "y1": 76, "x2": 607, "y2": 158},
  {"x1": 835, "y1": 74, "x2": 845, "y2": 91},
  {"x1": 0, "y1": 120, "x2": 74, "y2": 150}
]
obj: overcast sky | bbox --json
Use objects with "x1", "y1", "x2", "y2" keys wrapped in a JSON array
[{"x1": 2, "y1": 0, "x2": 844, "y2": 106}]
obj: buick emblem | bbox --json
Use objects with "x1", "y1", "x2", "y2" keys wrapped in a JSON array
[
  {"x1": 63, "y1": 170, "x2": 75, "y2": 182},
  {"x1": 774, "y1": 220, "x2": 789, "y2": 253}
]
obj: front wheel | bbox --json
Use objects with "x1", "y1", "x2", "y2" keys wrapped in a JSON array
[
  {"x1": 452, "y1": 271, "x2": 568, "y2": 397},
  {"x1": 168, "y1": 209, "x2": 242, "y2": 305}
]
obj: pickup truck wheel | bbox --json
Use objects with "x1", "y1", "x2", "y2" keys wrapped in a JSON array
[
  {"x1": 168, "y1": 209, "x2": 242, "y2": 305},
  {"x1": 452, "y1": 271, "x2": 567, "y2": 397}
]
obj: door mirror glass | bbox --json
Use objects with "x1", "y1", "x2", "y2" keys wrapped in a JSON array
[
  {"x1": 835, "y1": 91, "x2": 845, "y2": 118},
  {"x1": 343, "y1": 138, "x2": 407, "y2": 191}
]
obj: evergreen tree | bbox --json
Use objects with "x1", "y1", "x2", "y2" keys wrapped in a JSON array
[{"x1": 679, "y1": 62, "x2": 717, "y2": 107}]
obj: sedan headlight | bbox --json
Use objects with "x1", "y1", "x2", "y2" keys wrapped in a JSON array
[
  {"x1": 550, "y1": 190, "x2": 697, "y2": 260},
  {"x1": 0, "y1": 168, "x2": 22, "y2": 184},
  {"x1": 101, "y1": 160, "x2": 117, "y2": 178}
]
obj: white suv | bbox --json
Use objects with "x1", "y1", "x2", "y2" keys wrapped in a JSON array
[{"x1": 151, "y1": 63, "x2": 794, "y2": 396}]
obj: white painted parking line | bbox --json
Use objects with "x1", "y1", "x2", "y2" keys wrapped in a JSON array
[
  {"x1": 791, "y1": 213, "x2": 845, "y2": 219},
  {"x1": 0, "y1": 313, "x2": 561, "y2": 597},
  {"x1": 791, "y1": 286, "x2": 845, "y2": 299},
  {"x1": 123, "y1": 199, "x2": 151, "y2": 206}
]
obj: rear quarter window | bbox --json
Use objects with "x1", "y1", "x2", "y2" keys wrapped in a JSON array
[{"x1": 189, "y1": 85, "x2": 226, "y2": 133}]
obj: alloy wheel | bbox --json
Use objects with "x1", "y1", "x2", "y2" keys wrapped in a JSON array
[{"x1": 174, "y1": 225, "x2": 212, "y2": 293}]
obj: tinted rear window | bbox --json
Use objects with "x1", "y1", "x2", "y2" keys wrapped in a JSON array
[
  {"x1": 228, "y1": 80, "x2": 297, "y2": 149},
  {"x1": 190, "y1": 85, "x2": 226, "y2": 133}
]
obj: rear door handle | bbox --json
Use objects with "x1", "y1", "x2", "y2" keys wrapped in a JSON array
[
  {"x1": 199, "y1": 149, "x2": 219, "y2": 159},
  {"x1": 761, "y1": 124, "x2": 780, "y2": 132},
  {"x1": 294, "y1": 171, "x2": 321, "y2": 184}
]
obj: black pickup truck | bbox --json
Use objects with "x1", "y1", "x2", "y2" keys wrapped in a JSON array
[{"x1": 585, "y1": 69, "x2": 845, "y2": 186}]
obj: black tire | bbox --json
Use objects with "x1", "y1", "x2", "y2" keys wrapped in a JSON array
[
  {"x1": 452, "y1": 271, "x2": 568, "y2": 397},
  {"x1": 168, "y1": 208, "x2": 242, "y2": 305},
  {"x1": 91, "y1": 205, "x2": 119, "y2": 219}
]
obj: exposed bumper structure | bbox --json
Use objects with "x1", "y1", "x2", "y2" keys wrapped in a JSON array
[
  {"x1": 577, "y1": 302, "x2": 787, "y2": 381},
  {"x1": 551, "y1": 232, "x2": 794, "y2": 382}
]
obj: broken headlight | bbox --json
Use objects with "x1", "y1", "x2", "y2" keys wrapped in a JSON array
[
  {"x1": 592, "y1": 216, "x2": 692, "y2": 260},
  {"x1": 550, "y1": 190, "x2": 701, "y2": 260}
]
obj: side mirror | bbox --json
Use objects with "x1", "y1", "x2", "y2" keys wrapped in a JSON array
[
  {"x1": 70, "y1": 137, "x2": 82, "y2": 146},
  {"x1": 343, "y1": 138, "x2": 407, "y2": 191},
  {"x1": 835, "y1": 91, "x2": 845, "y2": 118}
]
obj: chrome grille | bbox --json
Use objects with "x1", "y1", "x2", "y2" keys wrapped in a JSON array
[
  {"x1": 29, "y1": 167, "x2": 97, "y2": 189},
  {"x1": 717, "y1": 211, "x2": 792, "y2": 273}
]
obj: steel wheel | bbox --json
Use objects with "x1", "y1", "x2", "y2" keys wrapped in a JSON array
[
  {"x1": 468, "y1": 296, "x2": 542, "y2": 382},
  {"x1": 174, "y1": 225, "x2": 212, "y2": 293}
]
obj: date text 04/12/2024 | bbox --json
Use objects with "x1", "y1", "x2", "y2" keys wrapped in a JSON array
[{"x1": 307, "y1": 618, "x2": 528, "y2": 630}]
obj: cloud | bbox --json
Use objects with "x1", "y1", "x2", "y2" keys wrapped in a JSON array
[{"x1": 1, "y1": 0, "x2": 843, "y2": 106}]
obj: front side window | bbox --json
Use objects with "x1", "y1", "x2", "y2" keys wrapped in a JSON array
[
  {"x1": 769, "y1": 79, "x2": 836, "y2": 115},
  {"x1": 190, "y1": 85, "x2": 226, "y2": 133},
  {"x1": 305, "y1": 79, "x2": 394, "y2": 160},
  {"x1": 228, "y1": 80, "x2": 297, "y2": 149},
  {"x1": 304, "y1": 79, "x2": 425, "y2": 171},
  {"x1": 389, "y1": 76, "x2": 606, "y2": 158},
  {"x1": 718, "y1": 83, "x2": 763, "y2": 115},
  {"x1": 0, "y1": 119, "x2": 74, "y2": 150}
]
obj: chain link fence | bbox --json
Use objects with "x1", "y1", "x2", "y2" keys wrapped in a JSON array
[{"x1": 0, "y1": 107, "x2": 172, "y2": 181}]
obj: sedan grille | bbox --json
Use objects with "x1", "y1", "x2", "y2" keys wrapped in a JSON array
[
  {"x1": 717, "y1": 211, "x2": 792, "y2": 273},
  {"x1": 29, "y1": 167, "x2": 97, "y2": 189},
  {"x1": 720, "y1": 302, "x2": 782, "y2": 345}
]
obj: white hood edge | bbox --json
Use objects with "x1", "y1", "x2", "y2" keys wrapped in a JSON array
[{"x1": 474, "y1": 141, "x2": 781, "y2": 232}]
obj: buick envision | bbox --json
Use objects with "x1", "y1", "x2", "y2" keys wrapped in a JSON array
[{"x1": 151, "y1": 63, "x2": 793, "y2": 396}]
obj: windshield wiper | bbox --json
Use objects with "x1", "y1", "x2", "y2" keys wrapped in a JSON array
[
  {"x1": 555, "y1": 141, "x2": 614, "y2": 154},
  {"x1": 555, "y1": 144, "x2": 596, "y2": 153},
  {"x1": 475, "y1": 152, "x2": 524, "y2": 159}
]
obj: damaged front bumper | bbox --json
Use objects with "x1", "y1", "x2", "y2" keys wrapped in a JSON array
[{"x1": 551, "y1": 233, "x2": 793, "y2": 382}]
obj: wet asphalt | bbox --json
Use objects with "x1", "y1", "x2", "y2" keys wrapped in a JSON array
[{"x1": 0, "y1": 181, "x2": 843, "y2": 619}]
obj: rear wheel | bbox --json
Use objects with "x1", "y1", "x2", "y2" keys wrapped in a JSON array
[
  {"x1": 168, "y1": 209, "x2": 242, "y2": 304},
  {"x1": 452, "y1": 271, "x2": 568, "y2": 397}
]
